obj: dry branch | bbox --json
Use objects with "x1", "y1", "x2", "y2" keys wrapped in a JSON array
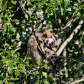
[
  {"x1": 56, "y1": 17, "x2": 79, "y2": 49},
  {"x1": 69, "y1": 77, "x2": 84, "y2": 84},
  {"x1": 57, "y1": 17, "x2": 78, "y2": 39},
  {"x1": 56, "y1": 16, "x2": 84, "y2": 56},
  {"x1": 63, "y1": 39, "x2": 68, "y2": 84},
  {"x1": 56, "y1": 8, "x2": 63, "y2": 30}
]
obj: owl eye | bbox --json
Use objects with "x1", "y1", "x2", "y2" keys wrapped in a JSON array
[
  {"x1": 40, "y1": 41, "x2": 42, "y2": 43},
  {"x1": 50, "y1": 35, "x2": 52, "y2": 38},
  {"x1": 51, "y1": 42, "x2": 54, "y2": 46},
  {"x1": 46, "y1": 40, "x2": 48, "y2": 43}
]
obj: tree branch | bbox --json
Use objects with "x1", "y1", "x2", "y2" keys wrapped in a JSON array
[
  {"x1": 70, "y1": 77, "x2": 84, "y2": 84},
  {"x1": 12, "y1": 25, "x2": 32, "y2": 56},
  {"x1": 55, "y1": 17, "x2": 79, "y2": 49},
  {"x1": 63, "y1": 38, "x2": 68, "y2": 84},
  {"x1": 56, "y1": 8, "x2": 63, "y2": 30},
  {"x1": 47, "y1": 54, "x2": 84, "y2": 65},
  {"x1": 56, "y1": 16, "x2": 84, "y2": 56}
]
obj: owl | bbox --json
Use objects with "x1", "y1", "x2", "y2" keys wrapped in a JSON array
[{"x1": 27, "y1": 29, "x2": 59, "y2": 70}]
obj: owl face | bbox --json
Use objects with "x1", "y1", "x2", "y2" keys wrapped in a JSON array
[
  {"x1": 44, "y1": 38, "x2": 55, "y2": 47},
  {"x1": 37, "y1": 30, "x2": 56, "y2": 48}
]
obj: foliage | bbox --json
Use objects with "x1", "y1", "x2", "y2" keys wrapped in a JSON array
[{"x1": 0, "y1": 0, "x2": 84, "y2": 84}]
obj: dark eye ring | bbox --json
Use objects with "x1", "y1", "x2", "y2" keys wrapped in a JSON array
[
  {"x1": 40, "y1": 41, "x2": 42, "y2": 43},
  {"x1": 46, "y1": 40, "x2": 48, "y2": 43}
]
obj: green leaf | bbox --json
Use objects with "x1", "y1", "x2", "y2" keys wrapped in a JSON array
[
  {"x1": 15, "y1": 70, "x2": 20, "y2": 76},
  {"x1": 10, "y1": 77, "x2": 19, "y2": 81},
  {"x1": 7, "y1": 67, "x2": 12, "y2": 74},
  {"x1": 8, "y1": 62, "x2": 13, "y2": 68},
  {"x1": 0, "y1": 12, "x2": 3, "y2": 17},
  {"x1": 18, "y1": 64, "x2": 23, "y2": 69},
  {"x1": 30, "y1": 76, "x2": 34, "y2": 79},
  {"x1": 2, "y1": 3, "x2": 7, "y2": 11},
  {"x1": 79, "y1": 36, "x2": 83, "y2": 43},
  {"x1": 2, "y1": 56, "x2": 7, "y2": 63},
  {"x1": 2, "y1": 31, "x2": 6, "y2": 36},
  {"x1": 65, "y1": 0, "x2": 70, "y2": 5},
  {"x1": 9, "y1": 25, "x2": 16, "y2": 32},
  {"x1": 42, "y1": 72, "x2": 47, "y2": 78},
  {"x1": 3, "y1": 23, "x2": 7, "y2": 31},
  {"x1": 43, "y1": 65, "x2": 48, "y2": 69},
  {"x1": 27, "y1": 57, "x2": 32, "y2": 60},
  {"x1": 73, "y1": 12, "x2": 77, "y2": 17},
  {"x1": 7, "y1": 51, "x2": 12, "y2": 56},
  {"x1": 0, "y1": 1, "x2": 2, "y2": 7},
  {"x1": 74, "y1": 3, "x2": 78, "y2": 6},
  {"x1": 27, "y1": 0, "x2": 30, "y2": 2},
  {"x1": 33, "y1": 71, "x2": 39, "y2": 76},
  {"x1": 43, "y1": 80, "x2": 50, "y2": 84},
  {"x1": 37, "y1": 8, "x2": 42, "y2": 12},
  {"x1": 36, "y1": 60, "x2": 41, "y2": 65},
  {"x1": 13, "y1": 54, "x2": 17, "y2": 57},
  {"x1": 5, "y1": 80, "x2": 8, "y2": 84},
  {"x1": 9, "y1": 82, "x2": 15, "y2": 84},
  {"x1": 60, "y1": 8, "x2": 64, "y2": 16},
  {"x1": 35, "y1": 80, "x2": 40, "y2": 84},
  {"x1": 4, "y1": 13, "x2": 8, "y2": 18},
  {"x1": 66, "y1": 7, "x2": 71, "y2": 11},
  {"x1": 12, "y1": 19, "x2": 20, "y2": 23},
  {"x1": 11, "y1": 0, "x2": 16, "y2": 5},
  {"x1": 7, "y1": 62, "x2": 13, "y2": 74},
  {"x1": 77, "y1": 12, "x2": 81, "y2": 17}
]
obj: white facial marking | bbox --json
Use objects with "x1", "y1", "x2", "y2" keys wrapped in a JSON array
[{"x1": 45, "y1": 38, "x2": 54, "y2": 47}]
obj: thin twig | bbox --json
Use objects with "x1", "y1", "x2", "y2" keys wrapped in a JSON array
[
  {"x1": 16, "y1": 68, "x2": 37, "y2": 84},
  {"x1": 12, "y1": 27, "x2": 32, "y2": 56},
  {"x1": 47, "y1": 54, "x2": 84, "y2": 65},
  {"x1": 63, "y1": 38, "x2": 68, "y2": 84}
]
